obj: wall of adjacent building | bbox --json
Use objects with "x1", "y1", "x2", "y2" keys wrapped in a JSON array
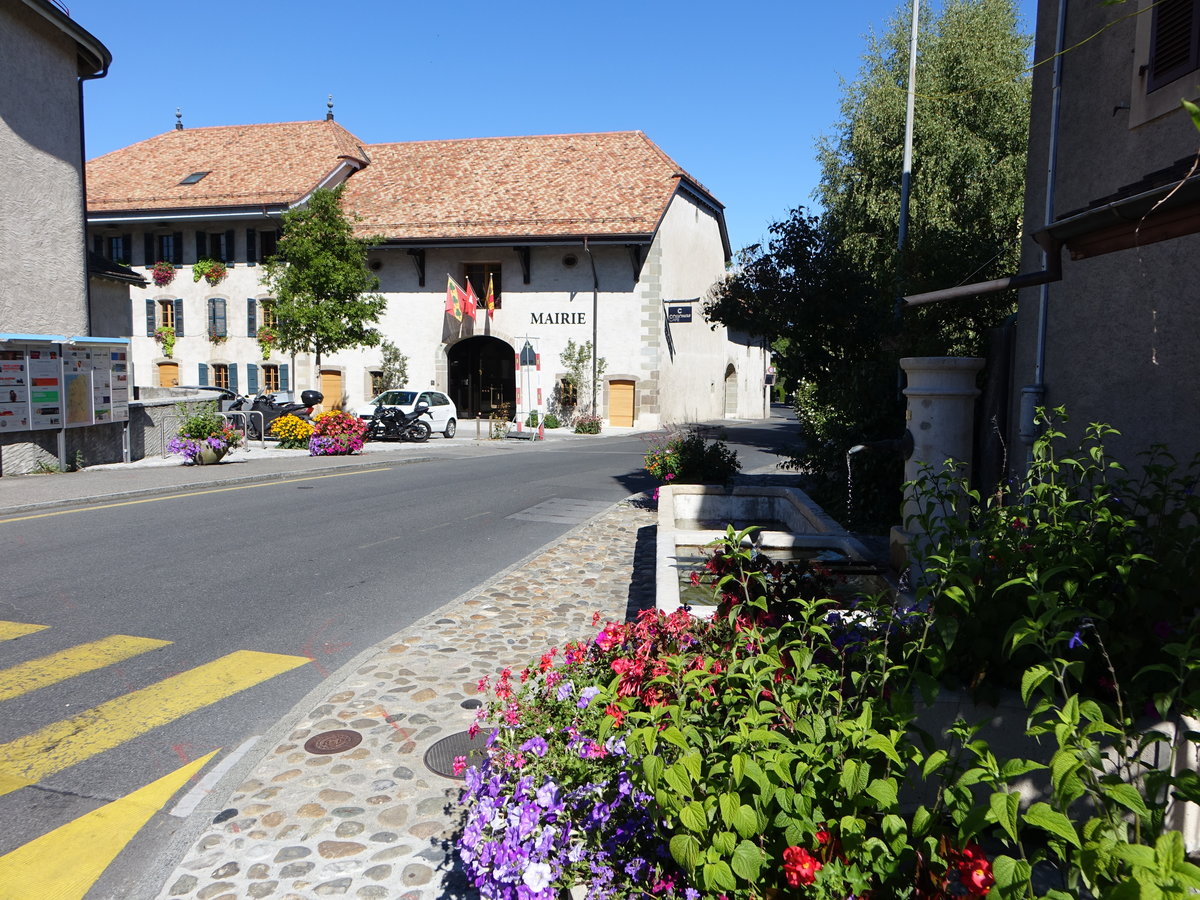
[
  {"x1": 1011, "y1": 0, "x2": 1200, "y2": 468},
  {"x1": 0, "y1": 2, "x2": 90, "y2": 336}
]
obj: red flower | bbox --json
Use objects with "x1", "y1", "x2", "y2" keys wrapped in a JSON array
[
  {"x1": 604, "y1": 704, "x2": 625, "y2": 728},
  {"x1": 782, "y1": 846, "x2": 822, "y2": 887},
  {"x1": 946, "y1": 842, "x2": 994, "y2": 896}
]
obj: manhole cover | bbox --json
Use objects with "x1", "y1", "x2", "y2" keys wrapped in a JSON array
[
  {"x1": 424, "y1": 729, "x2": 489, "y2": 780},
  {"x1": 304, "y1": 729, "x2": 363, "y2": 755}
]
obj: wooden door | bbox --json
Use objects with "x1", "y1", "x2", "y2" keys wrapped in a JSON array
[
  {"x1": 609, "y1": 380, "x2": 635, "y2": 427},
  {"x1": 319, "y1": 369, "x2": 344, "y2": 411},
  {"x1": 158, "y1": 362, "x2": 179, "y2": 387}
]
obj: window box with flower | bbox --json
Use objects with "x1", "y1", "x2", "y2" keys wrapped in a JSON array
[
  {"x1": 154, "y1": 325, "x2": 176, "y2": 358},
  {"x1": 150, "y1": 260, "x2": 176, "y2": 288},
  {"x1": 256, "y1": 325, "x2": 278, "y2": 360},
  {"x1": 207, "y1": 326, "x2": 227, "y2": 346},
  {"x1": 193, "y1": 258, "x2": 228, "y2": 286}
]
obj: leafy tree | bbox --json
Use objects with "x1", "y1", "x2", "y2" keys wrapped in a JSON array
[
  {"x1": 260, "y1": 185, "x2": 387, "y2": 374},
  {"x1": 705, "y1": 0, "x2": 1030, "y2": 530},
  {"x1": 377, "y1": 339, "x2": 409, "y2": 391},
  {"x1": 560, "y1": 339, "x2": 607, "y2": 416}
]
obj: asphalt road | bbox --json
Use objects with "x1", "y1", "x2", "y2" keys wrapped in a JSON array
[{"x1": 0, "y1": 410, "x2": 801, "y2": 893}]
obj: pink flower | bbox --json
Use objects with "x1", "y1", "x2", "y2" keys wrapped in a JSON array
[
  {"x1": 782, "y1": 846, "x2": 822, "y2": 887},
  {"x1": 452, "y1": 755, "x2": 467, "y2": 776}
]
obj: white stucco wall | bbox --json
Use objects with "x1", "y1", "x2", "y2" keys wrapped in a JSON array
[{"x1": 0, "y1": 3, "x2": 89, "y2": 335}]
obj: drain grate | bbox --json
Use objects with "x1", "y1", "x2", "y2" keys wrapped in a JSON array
[
  {"x1": 304, "y1": 729, "x2": 363, "y2": 755},
  {"x1": 424, "y1": 729, "x2": 489, "y2": 780}
]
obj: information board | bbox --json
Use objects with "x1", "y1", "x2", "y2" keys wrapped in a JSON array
[
  {"x1": 0, "y1": 350, "x2": 30, "y2": 431},
  {"x1": 27, "y1": 348, "x2": 63, "y2": 429}
]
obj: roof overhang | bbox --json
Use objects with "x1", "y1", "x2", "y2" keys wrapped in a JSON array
[
  {"x1": 21, "y1": 0, "x2": 110, "y2": 77},
  {"x1": 374, "y1": 234, "x2": 655, "y2": 250},
  {"x1": 87, "y1": 204, "x2": 290, "y2": 226}
]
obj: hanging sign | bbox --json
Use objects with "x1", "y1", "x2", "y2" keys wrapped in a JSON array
[{"x1": 667, "y1": 306, "x2": 692, "y2": 323}]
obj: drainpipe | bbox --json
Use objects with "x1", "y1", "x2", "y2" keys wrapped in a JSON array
[
  {"x1": 583, "y1": 238, "x2": 599, "y2": 414},
  {"x1": 1022, "y1": 0, "x2": 1067, "y2": 459},
  {"x1": 78, "y1": 62, "x2": 108, "y2": 337}
]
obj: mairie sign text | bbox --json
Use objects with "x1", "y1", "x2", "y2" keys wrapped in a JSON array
[{"x1": 530, "y1": 312, "x2": 587, "y2": 325}]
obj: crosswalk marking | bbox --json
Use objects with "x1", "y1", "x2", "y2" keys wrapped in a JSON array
[
  {"x1": 0, "y1": 622, "x2": 48, "y2": 642},
  {"x1": 0, "y1": 750, "x2": 218, "y2": 900},
  {"x1": 0, "y1": 649, "x2": 308, "y2": 797},
  {"x1": 0, "y1": 634, "x2": 172, "y2": 703}
]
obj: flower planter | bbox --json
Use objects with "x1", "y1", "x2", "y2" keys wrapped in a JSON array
[{"x1": 194, "y1": 447, "x2": 227, "y2": 465}]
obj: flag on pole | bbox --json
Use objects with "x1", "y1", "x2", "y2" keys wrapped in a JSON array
[
  {"x1": 485, "y1": 273, "x2": 496, "y2": 319},
  {"x1": 462, "y1": 277, "x2": 478, "y2": 320},
  {"x1": 445, "y1": 276, "x2": 463, "y2": 321}
]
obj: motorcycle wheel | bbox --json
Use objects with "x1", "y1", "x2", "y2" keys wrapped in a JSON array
[{"x1": 405, "y1": 421, "x2": 431, "y2": 443}]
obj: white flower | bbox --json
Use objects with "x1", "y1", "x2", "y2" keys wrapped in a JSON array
[{"x1": 523, "y1": 862, "x2": 553, "y2": 892}]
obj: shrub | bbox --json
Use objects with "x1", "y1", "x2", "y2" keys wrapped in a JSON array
[
  {"x1": 308, "y1": 409, "x2": 367, "y2": 455},
  {"x1": 542, "y1": 413, "x2": 561, "y2": 429},
  {"x1": 643, "y1": 429, "x2": 741, "y2": 485},
  {"x1": 573, "y1": 413, "x2": 602, "y2": 435},
  {"x1": 166, "y1": 402, "x2": 241, "y2": 463},
  {"x1": 268, "y1": 414, "x2": 313, "y2": 449},
  {"x1": 524, "y1": 410, "x2": 540, "y2": 428}
]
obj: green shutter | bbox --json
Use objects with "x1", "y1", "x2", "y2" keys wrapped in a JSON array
[
  {"x1": 246, "y1": 228, "x2": 257, "y2": 265},
  {"x1": 146, "y1": 299, "x2": 156, "y2": 337},
  {"x1": 228, "y1": 363, "x2": 239, "y2": 394},
  {"x1": 246, "y1": 364, "x2": 258, "y2": 394},
  {"x1": 173, "y1": 298, "x2": 184, "y2": 336},
  {"x1": 247, "y1": 298, "x2": 257, "y2": 337},
  {"x1": 279, "y1": 363, "x2": 289, "y2": 391},
  {"x1": 224, "y1": 229, "x2": 235, "y2": 264},
  {"x1": 198, "y1": 363, "x2": 209, "y2": 386}
]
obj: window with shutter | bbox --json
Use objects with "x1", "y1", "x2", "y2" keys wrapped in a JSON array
[
  {"x1": 1149, "y1": 0, "x2": 1200, "y2": 91},
  {"x1": 157, "y1": 299, "x2": 175, "y2": 330},
  {"x1": 208, "y1": 298, "x2": 227, "y2": 338},
  {"x1": 173, "y1": 298, "x2": 185, "y2": 336},
  {"x1": 212, "y1": 364, "x2": 229, "y2": 390},
  {"x1": 262, "y1": 365, "x2": 280, "y2": 392}
]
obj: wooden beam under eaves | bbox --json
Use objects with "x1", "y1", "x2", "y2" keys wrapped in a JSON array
[
  {"x1": 513, "y1": 246, "x2": 531, "y2": 284},
  {"x1": 407, "y1": 248, "x2": 425, "y2": 286},
  {"x1": 1065, "y1": 202, "x2": 1200, "y2": 259},
  {"x1": 626, "y1": 244, "x2": 645, "y2": 281}
]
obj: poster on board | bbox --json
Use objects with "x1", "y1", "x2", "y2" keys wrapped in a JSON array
[
  {"x1": 28, "y1": 348, "x2": 63, "y2": 429},
  {"x1": 0, "y1": 349, "x2": 30, "y2": 431},
  {"x1": 63, "y1": 347, "x2": 94, "y2": 426},
  {"x1": 108, "y1": 348, "x2": 129, "y2": 422}
]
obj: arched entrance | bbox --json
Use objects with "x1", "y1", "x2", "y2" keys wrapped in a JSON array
[{"x1": 447, "y1": 336, "x2": 514, "y2": 419}]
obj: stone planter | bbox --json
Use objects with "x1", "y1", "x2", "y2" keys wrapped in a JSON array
[{"x1": 193, "y1": 447, "x2": 227, "y2": 465}]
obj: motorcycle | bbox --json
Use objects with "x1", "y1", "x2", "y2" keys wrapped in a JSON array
[
  {"x1": 226, "y1": 389, "x2": 324, "y2": 440},
  {"x1": 366, "y1": 402, "x2": 432, "y2": 443}
]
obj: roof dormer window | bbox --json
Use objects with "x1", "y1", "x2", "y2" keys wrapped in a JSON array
[{"x1": 179, "y1": 171, "x2": 209, "y2": 185}]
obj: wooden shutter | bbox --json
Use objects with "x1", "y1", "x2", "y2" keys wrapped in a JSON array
[
  {"x1": 171, "y1": 232, "x2": 183, "y2": 264},
  {"x1": 173, "y1": 298, "x2": 184, "y2": 336},
  {"x1": 208, "y1": 298, "x2": 227, "y2": 337},
  {"x1": 196, "y1": 231, "x2": 207, "y2": 260},
  {"x1": 1149, "y1": 0, "x2": 1200, "y2": 91},
  {"x1": 246, "y1": 364, "x2": 259, "y2": 395},
  {"x1": 92, "y1": 234, "x2": 102, "y2": 255},
  {"x1": 224, "y1": 229, "x2": 235, "y2": 264},
  {"x1": 198, "y1": 363, "x2": 209, "y2": 386},
  {"x1": 121, "y1": 234, "x2": 132, "y2": 262},
  {"x1": 279, "y1": 363, "x2": 289, "y2": 391},
  {"x1": 228, "y1": 363, "x2": 239, "y2": 394},
  {"x1": 246, "y1": 298, "x2": 257, "y2": 337},
  {"x1": 246, "y1": 228, "x2": 257, "y2": 265},
  {"x1": 144, "y1": 233, "x2": 154, "y2": 266},
  {"x1": 145, "y1": 299, "x2": 156, "y2": 336}
]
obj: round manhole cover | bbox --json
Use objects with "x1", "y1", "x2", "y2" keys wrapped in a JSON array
[
  {"x1": 424, "y1": 729, "x2": 489, "y2": 780},
  {"x1": 304, "y1": 729, "x2": 363, "y2": 755}
]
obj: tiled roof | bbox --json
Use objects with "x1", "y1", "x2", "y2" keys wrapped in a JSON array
[
  {"x1": 86, "y1": 120, "x2": 369, "y2": 212},
  {"x1": 342, "y1": 131, "x2": 720, "y2": 242}
]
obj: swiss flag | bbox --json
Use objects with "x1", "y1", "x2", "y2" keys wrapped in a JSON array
[{"x1": 462, "y1": 277, "x2": 479, "y2": 320}]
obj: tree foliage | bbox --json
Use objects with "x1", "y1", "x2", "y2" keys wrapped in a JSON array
[
  {"x1": 260, "y1": 185, "x2": 387, "y2": 367},
  {"x1": 705, "y1": 0, "x2": 1031, "y2": 530},
  {"x1": 378, "y1": 339, "x2": 409, "y2": 390}
]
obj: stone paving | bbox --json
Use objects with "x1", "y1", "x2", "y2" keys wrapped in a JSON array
[{"x1": 155, "y1": 497, "x2": 658, "y2": 900}]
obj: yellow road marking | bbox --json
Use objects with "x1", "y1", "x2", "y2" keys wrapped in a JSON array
[
  {"x1": 0, "y1": 467, "x2": 393, "y2": 525},
  {"x1": 0, "y1": 635, "x2": 172, "y2": 703},
  {"x1": 0, "y1": 622, "x2": 48, "y2": 642},
  {"x1": 0, "y1": 650, "x2": 307, "y2": 796},
  {"x1": 0, "y1": 750, "x2": 218, "y2": 899}
]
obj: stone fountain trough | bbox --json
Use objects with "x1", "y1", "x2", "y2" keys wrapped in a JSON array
[{"x1": 656, "y1": 483, "x2": 881, "y2": 615}]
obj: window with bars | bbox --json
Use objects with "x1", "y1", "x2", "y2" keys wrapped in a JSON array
[{"x1": 1148, "y1": 0, "x2": 1200, "y2": 92}]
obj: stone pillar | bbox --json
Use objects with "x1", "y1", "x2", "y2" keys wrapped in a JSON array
[{"x1": 890, "y1": 357, "x2": 984, "y2": 572}]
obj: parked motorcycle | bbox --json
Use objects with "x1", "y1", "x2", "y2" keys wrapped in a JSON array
[
  {"x1": 366, "y1": 402, "x2": 432, "y2": 443},
  {"x1": 227, "y1": 389, "x2": 324, "y2": 439}
]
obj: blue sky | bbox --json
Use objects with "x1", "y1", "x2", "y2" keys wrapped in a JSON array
[{"x1": 68, "y1": 0, "x2": 1036, "y2": 255}]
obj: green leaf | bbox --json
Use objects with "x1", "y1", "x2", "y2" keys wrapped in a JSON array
[
  {"x1": 1100, "y1": 782, "x2": 1151, "y2": 818},
  {"x1": 712, "y1": 830, "x2": 737, "y2": 856},
  {"x1": 991, "y1": 854, "x2": 1032, "y2": 898},
  {"x1": 670, "y1": 833, "x2": 701, "y2": 871},
  {"x1": 990, "y1": 791, "x2": 1020, "y2": 842},
  {"x1": 731, "y1": 840, "x2": 764, "y2": 882},
  {"x1": 664, "y1": 764, "x2": 691, "y2": 797},
  {"x1": 680, "y1": 751, "x2": 702, "y2": 785},
  {"x1": 731, "y1": 753, "x2": 746, "y2": 786},
  {"x1": 864, "y1": 732, "x2": 902, "y2": 765},
  {"x1": 1023, "y1": 802, "x2": 1081, "y2": 848},
  {"x1": 1111, "y1": 843, "x2": 1156, "y2": 868},
  {"x1": 921, "y1": 749, "x2": 948, "y2": 778},
  {"x1": 719, "y1": 792, "x2": 739, "y2": 829},
  {"x1": 680, "y1": 801, "x2": 707, "y2": 834},
  {"x1": 1020, "y1": 664, "x2": 1053, "y2": 704},
  {"x1": 643, "y1": 754, "x2": 664, "y2": 790},
  {"x1": 866, "y1": 777, "x2": 898, "y2": 809},
  {"x1": 703, "y1": 860, "x2": 737, "y2": 892},
  {"x1": 1184, "y1": 98, "x2": 1200, "y2": 133},
  {"x1": 733, "y1": 804, "x2": 759, "y2": 839}
]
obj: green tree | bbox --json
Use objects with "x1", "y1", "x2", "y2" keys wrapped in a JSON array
[
  {"x1": 559, "y1": 339, "x2": 607, "y2": 416},
  {"x1": 705, "y1": 0, "x2": 1030, "y2": 529},
  {"x1": 260, "y1": 185, "x2": 387, "y2": 375},
  {"x1": 377, "y1": 339, "x2": 408, "y2": 392}
]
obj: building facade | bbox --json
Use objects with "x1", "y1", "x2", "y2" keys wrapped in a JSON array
[{"x1": 86, "y1": 123, "x2": 769, "y2": 429}]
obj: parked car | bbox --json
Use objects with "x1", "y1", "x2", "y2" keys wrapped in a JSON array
[{"x1": 357, "y1": 389, "x2": 457, "y2": 438}]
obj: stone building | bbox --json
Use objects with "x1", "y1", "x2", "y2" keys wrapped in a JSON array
[{"x1": 86, "y1": 120, "x2": 770, "y2": 430}]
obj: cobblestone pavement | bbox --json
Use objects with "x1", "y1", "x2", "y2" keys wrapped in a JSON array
[{"x1": 155, "y1": 497, "x2": 657, "y2": 900}]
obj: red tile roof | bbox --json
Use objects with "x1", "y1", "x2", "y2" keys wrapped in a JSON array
[
  {"x1": 86, "y1": 120, "x2": 369, "y2": 212},
  {"x1": 342, "y1": 131, "x2": 719, "y2": 242},
  {"x1": 86, "y1": 123, "x2": 723, "y2": 243}
]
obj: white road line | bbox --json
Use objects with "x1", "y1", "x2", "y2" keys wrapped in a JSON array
[{"x1": 168, "y1": 736, "x2": 260, "y2": 818}]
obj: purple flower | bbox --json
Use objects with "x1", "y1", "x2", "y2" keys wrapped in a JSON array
[
  {"x1": 578, "y1": 686, "x2": 601, "y2": 709},
  {"x1": 556, "y1": 680, "x2": 575, "y2": 702},
  {"x1": 1068, "y1": 631, "x2": 1084, "y2": 649},
  {"x1": 520, "y1": 736, "x2": 549, "y2": 758}
]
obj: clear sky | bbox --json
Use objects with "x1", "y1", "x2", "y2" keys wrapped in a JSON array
[{"x1": 67, "y1": 0, "x2": 1036, "y2": 256}]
